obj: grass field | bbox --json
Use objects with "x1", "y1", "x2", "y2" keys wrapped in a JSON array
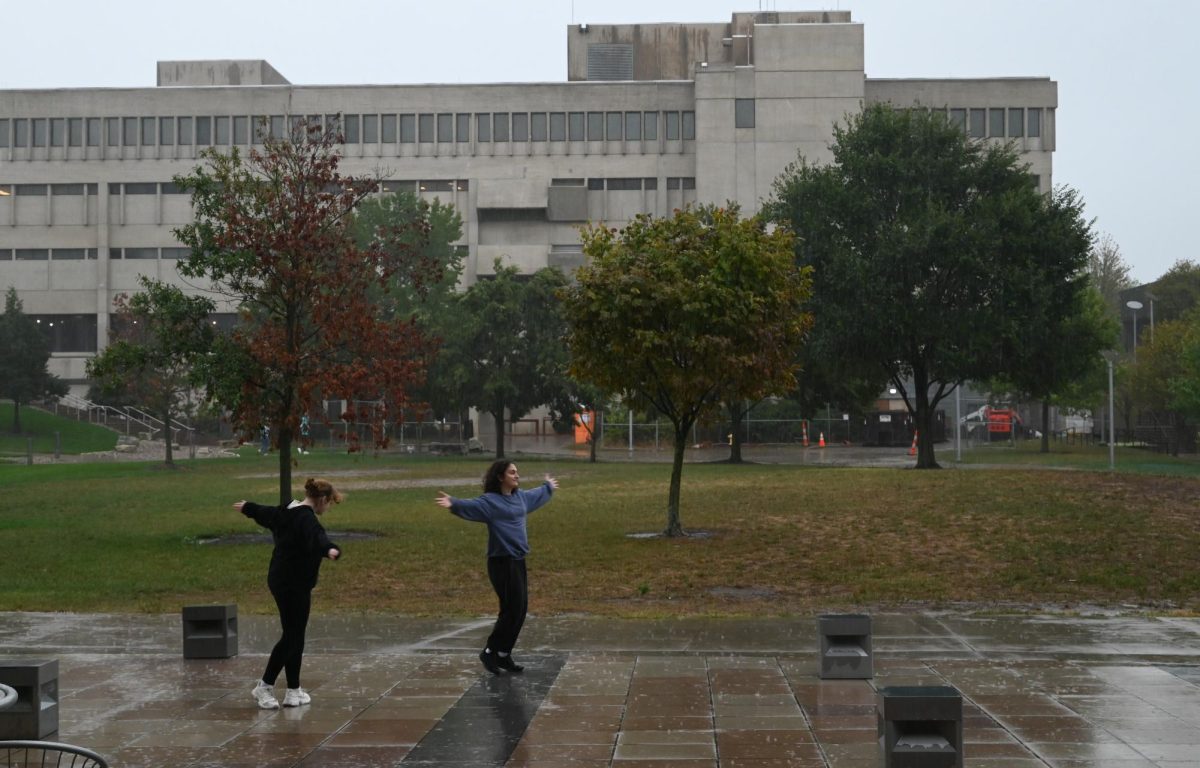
[
  {"x1": 0, "y1": 402, "x2": 119, "y2": 456},
  {"x1": 2, "y1": 447, "x2": 1198, "y2": 618}
]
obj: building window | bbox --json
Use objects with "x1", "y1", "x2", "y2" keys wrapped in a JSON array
[
  {"x1": 434, "y1": 113, "x2": 451, "y2": 143},
  {"x1": 160, "y1": 117, "x2": 175, "y2": 145},
  {"x1": 0, "y1": 119, "x2": 8, "y2": 148},
  {"x1": 195, "y1": 116, "x2": 211, "y2": 145},
  {"x1": 161, "y1": 182, "x2": 186, "y2": 194},
  {"x1": 624, "y1": 112, "x2": 641, "y2": 140},
  {"x1": 15, "y1": 184, "x2": 47, "y2": 196},
  {"x1": 178, "y1": 116, "x2": 193, "y2": 145},
  {"x1": 161, "y1": 247, "x2": 190, "y2": 259},
  {"x1": 420, "y1": 180, "x2": 453, "y2": 193},
  {"x1": 400, "y1": 114, "x2": 416, "y2": 143},
  {"x1": 1007, "y1": 108, "x2": 1023, "y2": 138},
  {"x1": 16, "y1": 249, "x2": 50, "y2": 260},
  {"x1": 125, "y1": 183, "x2": 157, "y2": 195},
  {"x1": 360, "y1": 114, "x2": 378, "y2": 144},
  {"x1": 381, "y1": 114, "x2": 397, "y2": 143},
  {"x1": 493, "y1": 113, "x2": 509, "y2": 142},
  {"x1": 607, "y1": 178, "x2": 642, "y2": 191},
  {"x1": 568, "y1": 112, "x2": 584, "y2": 141},
  {"x1": 587, "y1": 178, "x2": 604, "y2": 190},
  {"x1": 342, "y1": 115, "x2": 359, "y2": 143},
  {"x1": 13, "y1": 119, "x2": 30, "y2": 147},
  {"x1": 530, "y1": 112, "x2": 547, "y2": 142},
  {"x1": 643, "y1": 112, "x2": 658, "y2": 141},
  {"x1": 50, "y1": 118, "x2": 66, "y2": 147},
  {"x1": 682, "y1": 111, "x2": 696, "y2": 140},
  {"x1": 512, "y1": 113, "x2": 529, "y2": 142},
  {"x1": 606, "y1": 111, "x2": 622, "y2": 140},
  {"x1": 549, "y1": 112, "x2": 566, "y2": 142},
  {"x1": 31, "y1": 315, "x2": 98, "y2": 353},
  {"x1": 476, "y1": 113, "x2": 491, "y2": 142},
  {"x1": 139, "y1": 117, "x2": 155, "y2": 146},
  {"x1": 69, "y1": 118, "x2": 85, "y2": 147},
  {"x1": 456, "y1": 113, "x2": 471, "y2": 143},
  {"x1": 382, "y1": 180, "x2": 416, "y2": 194},
  {"x1": 85, "y1": 118, "x2": 99, "y2": 147},
  {"x1": 988, "y1": 108, "x2": 1004, "y2": 138},
  {"x1": 666, "y1": 177, "x2": 696, "y2": 190},
  {"x1": 949, "y1": 108, "x2": 966, "y2": 131},
  {"x1": 215, "y1": 116, "x2": 230, "y2": 145},
  {"x1": 1028, "y1": 108, "x2": 1041, "y2": 138},
  {"x1": 735, "y1": 99, "x2": 755, "y2": 128},
  {"x1": 586, "y1": 112, "x2": 604, "y2": 141},
  {"x1": 419, "y1": 113, "x2": 435, "y2": 142},
  {"x1": 267, "y1": 115, "x2": 284, "y2": 141},
  {"x1": 666, "y1": 111, "x2": 680, "y2": 140},
  {"x1": 968, "y1": 108, "x2": 985, "y2": 139},
  {"x1": 644, "y1": 177, "x2": 657, "y2": 190},
  {"x1": 51, "y1": 184, "x2": 84, "y2": 195},
  {"x1": 32, "y1": 118, "x2": 47, "y2": 147},
  {"x1": 124, "y1": 247, "x2": 158, "y2": 258},
  {"x1": 52, "y1": 248, "x2": 86, "y2": 260}
]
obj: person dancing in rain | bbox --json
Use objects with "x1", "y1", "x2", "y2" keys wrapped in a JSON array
[
  {"x1": 235, "y1": 477, "x2": 342, "y2": 709},
  {"x1": 436, "y1": 459, "x2": 559, "y2": 674}
]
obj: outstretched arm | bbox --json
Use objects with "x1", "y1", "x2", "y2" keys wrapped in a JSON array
[
  {"x1": 435, "y1": 491, "x2": 452, "y2": 509},
  {"x1": 544, "y1": 474, "x2": 559, "y2": 490}
]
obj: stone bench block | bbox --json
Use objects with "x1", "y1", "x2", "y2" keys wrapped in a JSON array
[
  {"x1": 818, "y1": 613, "x2": 873, "y2": 679},
  {"x1": 876, "y1": 685, "x2": 963, "y2": 767},
  {"x1": 182, "y1": 604, "x2": 238, "y2": 659},
  {"x1": 0, "y1": 659, "x2": 59, "y2": 739}
]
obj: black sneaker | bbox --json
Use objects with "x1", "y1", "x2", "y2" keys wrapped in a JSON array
[
  {"x1": 479, "y1": 649, "x2": 505, "y2": 675},
  {"x1": 496, "y1": 655, "x2": 524, "y2": 673}
]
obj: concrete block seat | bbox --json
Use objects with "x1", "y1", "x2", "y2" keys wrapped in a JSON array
[
  {"x1": 0, "y1": 661, "x2": 58, "y2": 740},
  {"x1": 876, "y1": 685, "x2": 963, "y2": 767},
  {"x1": 181, "y1": 604, "x2": 238, "y2": 659},
  {"x1": 818, "y1": 613, "x2": 873, "y2": 679}
]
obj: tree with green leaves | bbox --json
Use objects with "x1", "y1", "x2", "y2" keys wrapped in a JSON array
[
  {"x1": 564, "y1": 205, "x2": 811, "y2": 536},
  {"x1": 1132, "y1": 317, "x2": 1195, "y2": 455},
  {"x1": 768, "y1": 103, "x2": 1091, "y2": 468},
  {"x1": 438, "y1": 262, "x2": 570, "y2": 459},
  {"x1": 1088, "y1": 233, "x2": 1135, "y2": 316},
  {"x1": 1145, "y1": 260, "x2": 1200, "y2": 326},
  {"x1": 86, "y1": 278, "x2": 216, "y2": 466},
  {"x1": 0, "y1": 287, "x2": 68, "y2": 433},
  {"x1": 174, "y1": 122, "x2": 437, "y2": 503}
]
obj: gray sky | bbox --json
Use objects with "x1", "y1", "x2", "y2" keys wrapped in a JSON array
[{"x1": 1, "y1": 0, "x2": 1193, "y2": 283}]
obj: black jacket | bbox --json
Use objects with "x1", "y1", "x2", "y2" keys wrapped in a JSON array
[{"x1": 242, "y1": 501, "x2": 338, "y2": 593}]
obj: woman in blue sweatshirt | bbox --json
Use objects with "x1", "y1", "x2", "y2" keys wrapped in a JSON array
[
  {"x1": 235, "y1": 477, "x2": 342, "y2": 709},
  {"x1": 436, "y1": 459, "x2": 558, "y2": 674}
]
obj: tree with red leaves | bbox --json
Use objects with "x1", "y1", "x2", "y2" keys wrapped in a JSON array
[{"x1": 174, "y1": 121, "x2": 438, "y2": 503}]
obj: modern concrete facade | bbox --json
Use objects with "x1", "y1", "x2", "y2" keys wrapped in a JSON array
[{"x1": 0, "y1": 10, "x2": 1056, "y2": 389}]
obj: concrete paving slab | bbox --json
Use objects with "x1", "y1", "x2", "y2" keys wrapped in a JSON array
[{"x1": 1, "y1": 612, "x2": 1198, "y2": 766}]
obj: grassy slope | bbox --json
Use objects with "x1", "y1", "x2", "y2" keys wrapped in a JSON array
[{"x1": 0, "y1": 402, "x2": 119, "y2": 455}]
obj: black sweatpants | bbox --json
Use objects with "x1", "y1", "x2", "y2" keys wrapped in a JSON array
[
  {"x1": 263, "y1": 587, "x2": 312, "y2": 689},
  {"x1": 486, "y1": 556, "x2": 528, "y2": 654}
]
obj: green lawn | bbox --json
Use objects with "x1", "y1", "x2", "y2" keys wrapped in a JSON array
[
  {"x1": 3, "y1": 450, "x2": 1199, "y2": 618},
  {"x1": 944, "y1": 438, "x2": 1200, "y2": 476},
  {"x1": 0, "y1": 402, "x2": 119, "y2": 456}
]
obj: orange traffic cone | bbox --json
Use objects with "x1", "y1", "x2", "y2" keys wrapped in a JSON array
[
  {"x1": 818, "y1": 432, "x2": 826, "y2": 448},
  {"x1": 802, "y1": 421, "x2": 810, "y2": 447},
  {"x1": 908, "y1": 430, "x2": 919, "y2": 456}
]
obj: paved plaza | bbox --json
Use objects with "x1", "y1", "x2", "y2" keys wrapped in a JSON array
[{"x1": 2, "y1": 611, "x2": 1200, "y2": 766}]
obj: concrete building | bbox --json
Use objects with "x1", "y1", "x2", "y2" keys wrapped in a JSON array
[{"x1": 0, "y1": 9, "x2": 1056, "y2": 391}]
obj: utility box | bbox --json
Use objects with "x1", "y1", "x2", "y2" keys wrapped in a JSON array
[
  {"x1": 182, "y1": 604, "x2": 238, "y2": 659},
  {"x1": 877, "y1": 685, "x2": 963, "y2": 767},
  {"x1": 818, "y1": 614, "x2": 873, "y2": 679},
  {"x1": 0, "y1": 659, "x2": 59, "y2": 739}
]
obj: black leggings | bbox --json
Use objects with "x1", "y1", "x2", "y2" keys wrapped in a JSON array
[
  {"x1": 486, "y1": 556, "x2": 528, "y2": 654},
  {"x1": 263, "y1": 587, "x2": 312, "y2": 689}
]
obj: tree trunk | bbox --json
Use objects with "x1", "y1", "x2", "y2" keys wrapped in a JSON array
[
  {"x1": 727, "y1": 403, "x2": 744, "y2": 464},
  {"x1": 1040, "y1": 400, "x2": 1051, "y2": 454},
  {"x1": 493, "y1": 408, "x2": 506, "y2": 459},
  {"x1": 161, "y1": 403, "x2": 175, "y2": 467},
  {"x1": 588, "y1": 410, "x2": 599, "y2": 463},
  {"x1": 277, "y1": 426, "x2": 293, "y2": 506},
  {"x1": 665, "y1": 425, "x2": 687, "y2": 537},
  {"x1": 913, "y1": 370, "x2": 940, "y2": 469}
]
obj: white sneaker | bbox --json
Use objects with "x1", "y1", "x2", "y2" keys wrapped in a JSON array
[
  {"x1": 282, "y1": 687, "x2": 311, "y2": 707},
  {"x1": 252, "y1": 683, "x2": 279, "y2": 710}
]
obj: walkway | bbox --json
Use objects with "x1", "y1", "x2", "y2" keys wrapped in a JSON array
[{"x1": 2, "y1": 612, "x2": 1199, "y2": 766}]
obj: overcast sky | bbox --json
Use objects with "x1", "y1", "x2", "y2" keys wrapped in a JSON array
[{"x1": 1, "y1": 0, "x2": 1193, "y2": 283}]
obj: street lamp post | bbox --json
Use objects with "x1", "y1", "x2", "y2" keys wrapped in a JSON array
[
  {"x1": 1126, "y1": 300, "x2": 1143, "y2": 357},
  {"x1": 1102, "y1": 350, "x2": 1118, "y2": 471}
]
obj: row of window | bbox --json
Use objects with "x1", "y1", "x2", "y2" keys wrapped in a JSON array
[
  {"x1": 948, "y1": 107, "x2": 1043, "y2": 139},
  {"x1": 28, "y1": 314, "x2": 98, "y2": 353},
  {"x1": 2, "y1": 177, "x2": 693, "y2": 198},
  {"x1": 0, "y1": 110, "x2": 698, "y2": 149},
  {"x1": 0, "y1": 247, "x2": 190, "y2": 260}
]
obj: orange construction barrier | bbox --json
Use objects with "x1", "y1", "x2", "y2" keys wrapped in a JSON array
[
  {"x1": 818, "y1": 432, "x2": 826, "y2": 448},
  {"x1": 802, "y1": 420, "x2": 809, "y2": 447},
  {"x1": 908, "y1": 430, "x2": 919, "y2": 456}
]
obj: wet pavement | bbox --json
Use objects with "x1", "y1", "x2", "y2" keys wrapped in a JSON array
[{"x1": 2, "y1": 612, "x2": 1199, "y2": 767}]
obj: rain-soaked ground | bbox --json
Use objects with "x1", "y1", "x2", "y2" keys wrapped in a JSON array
[{"x1": 2, "y1": 611, "x2": 1199, "y2": 766}]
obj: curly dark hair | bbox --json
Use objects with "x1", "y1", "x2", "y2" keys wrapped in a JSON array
[{"x1": 483, "y1": 459, "x2": 514, "y2": 494}]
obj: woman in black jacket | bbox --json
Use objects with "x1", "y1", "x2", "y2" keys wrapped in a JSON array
[{"x1": 234, "y1": 477, "x2": 342, "y2": 709}]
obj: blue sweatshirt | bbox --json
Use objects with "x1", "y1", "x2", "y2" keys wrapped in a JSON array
[{"x1": 448, "y1": 482, "x2": 554, "y2": 558}]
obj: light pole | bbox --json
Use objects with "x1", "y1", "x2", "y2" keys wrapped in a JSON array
[
  {"x1": 1102, "y1": 351, "x2": 1118, "y2": 470},
  {"x1": 1126, "y1": 300, "x2": 1143, "y2": 357},
  {"x1": 1145, "y1": 291, "x2": 1156, "y2": 343}
]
